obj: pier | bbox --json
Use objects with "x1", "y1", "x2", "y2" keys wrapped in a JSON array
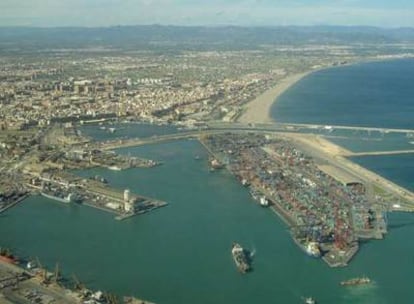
[{"x1": 198, "y1": 131, "x2": 411, "y2": 267}]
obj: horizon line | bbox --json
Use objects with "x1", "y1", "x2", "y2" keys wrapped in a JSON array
[{"x1": 0, "y1": 24, "x2": 413, "y2": 30}]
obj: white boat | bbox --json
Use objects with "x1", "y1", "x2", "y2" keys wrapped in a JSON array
[
  {"x1": 108, "y1": 165, "x2": 122, "y2": 171},
  {"x1": 304, "y1": 297, "x2": 316, "y2": 304}
]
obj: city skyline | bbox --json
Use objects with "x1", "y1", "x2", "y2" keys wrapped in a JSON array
[{"x1": 1, "y1": 0, "x2": 413, "y2": 28}]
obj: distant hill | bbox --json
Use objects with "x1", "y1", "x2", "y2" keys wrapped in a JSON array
[{"x1": 1, "y1": 25, "x2": 414, "y2": 52}]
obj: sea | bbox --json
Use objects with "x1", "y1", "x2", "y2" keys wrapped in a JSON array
[{"x1": 1, "y1": 59, "x2": 414, "y2": 304}]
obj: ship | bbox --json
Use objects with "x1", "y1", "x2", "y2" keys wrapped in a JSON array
[
  {"x1": 231, "y1": 243, "x2": 251, "y2": 273},
  {"x1": 41, "y1": 191, "x2": 74, "y2": 203},
  {"x1": 340, "y1": 276, "x2": 371, "y2": 286}
]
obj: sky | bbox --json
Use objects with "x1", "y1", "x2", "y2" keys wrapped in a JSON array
[{"x1": 1, "y1": 0, "x2": 413, "y2": 27}]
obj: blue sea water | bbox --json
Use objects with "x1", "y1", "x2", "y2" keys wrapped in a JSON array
[{"x1": 272, "y1": 59, "x2": 414, "y2": 130}]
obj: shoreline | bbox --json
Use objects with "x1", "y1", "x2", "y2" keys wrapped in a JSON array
[
  {"x1": 237, "y1": 56, "x2": 414, "y2": 126},
  {"x1": 237, "y1": 71, "x2": 313, "y2": 124}
]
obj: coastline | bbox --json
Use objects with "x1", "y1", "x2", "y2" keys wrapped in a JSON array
[
  {"x1": 237, "y1": 71, "x2": 313, "y2": 124},
  {"x1": 237, "y1": 56, "x2": 414, "y2": 125}
]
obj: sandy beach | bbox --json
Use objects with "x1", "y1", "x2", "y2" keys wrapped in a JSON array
[{"x1": 238, "y1": 71, "x2": 311, "y2": 123}]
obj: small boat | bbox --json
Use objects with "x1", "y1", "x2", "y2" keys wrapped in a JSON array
[
  {"x1": 304, "y1": 297, "x2": 316, "y2": 304},
  {"x1": 108, "y1": 165, "x2": 122, "y2": 171}
]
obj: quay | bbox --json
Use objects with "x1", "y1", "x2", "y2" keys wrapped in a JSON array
[
  {"x1": 198, "y1": 131, "x2": 412, "y2": 267},
  {"x1": 24, "y1": 171, "x2": 168, "y2": 221}
]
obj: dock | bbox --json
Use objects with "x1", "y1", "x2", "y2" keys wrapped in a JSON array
[{"x1": 199, "y1": 132, "x2": 401, "y2": 267}]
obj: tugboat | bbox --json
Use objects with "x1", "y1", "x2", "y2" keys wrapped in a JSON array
[
  {"x1": 231, "y1": 243, "x2": 251, "y2": 273},
  {"x1": 340, "y1": 276, "x2": 371, "y2": 286}
]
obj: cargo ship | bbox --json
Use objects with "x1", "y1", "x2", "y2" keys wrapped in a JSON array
[
  {"x1": 41, "y1": 191, "x2": 74, "y2": 203},
  {"x1": 340, "y1": 276, "x2": 371, "y2": 286},
  {"x1": 231, "y1": 243, "x2": 251, "y2": 273}
]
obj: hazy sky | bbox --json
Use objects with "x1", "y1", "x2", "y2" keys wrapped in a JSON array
[{"x1": 1, "y1": 0, "x2": 413, "y2": 27}]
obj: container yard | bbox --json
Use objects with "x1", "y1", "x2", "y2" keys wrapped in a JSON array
[{"x1": 200, "y1": 132, "x2": 388, "y2": 267}]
